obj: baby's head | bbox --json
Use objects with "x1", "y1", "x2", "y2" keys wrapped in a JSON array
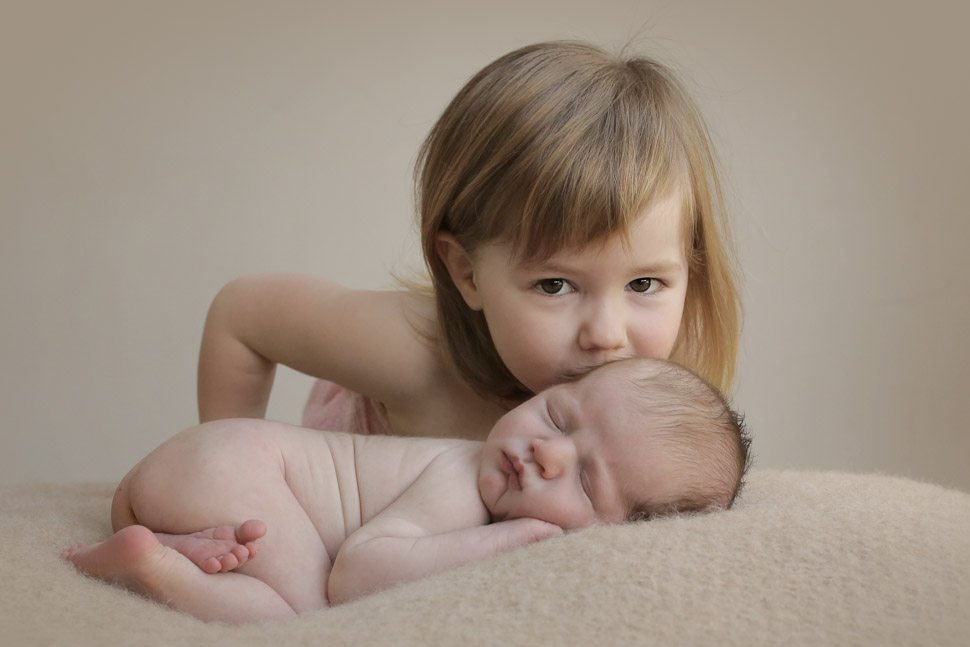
[{"x1": 478, "y1": 358, "x2": 751, "y2": 530}]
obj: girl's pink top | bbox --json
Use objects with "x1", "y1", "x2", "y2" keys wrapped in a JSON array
[{"x1": 301, "y1": 379, "x2": 392, "y2": 435}]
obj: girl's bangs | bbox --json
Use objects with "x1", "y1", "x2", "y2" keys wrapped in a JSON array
[{"x1": 500, "y1": 115, "x2": 687, "y2": 263}]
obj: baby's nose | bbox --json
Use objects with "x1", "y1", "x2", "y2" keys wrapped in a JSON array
[{"x1": 531, "y1": 438, "x2": 569, "y2": 479}]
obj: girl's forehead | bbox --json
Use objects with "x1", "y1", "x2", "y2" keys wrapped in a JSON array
[{"x1": 509, "y1": 234, "x2": 687, "y2": 286}]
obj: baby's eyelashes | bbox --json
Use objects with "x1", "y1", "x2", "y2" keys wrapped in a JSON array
[
  {"x1": 545, "y1": 404, "x2": 565, "y2": 433},
  {"x1": 580, "y1": 470, "x2": 594, "y2": 503}
]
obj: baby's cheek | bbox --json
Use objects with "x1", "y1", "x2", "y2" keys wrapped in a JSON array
[
  {"x1": 530, "y1": 496, "x2": 592, "y2": 530},
  {"x1": 477, "y1": 472, "x2": 505, "y2": 512}
]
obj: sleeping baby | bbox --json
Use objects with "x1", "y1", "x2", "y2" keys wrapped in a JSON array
[{"x1": 64, "y1": 358, "x2": 750, "y2": 624}]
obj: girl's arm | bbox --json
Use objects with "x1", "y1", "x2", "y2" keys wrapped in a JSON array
[
  {"x1": 197, "y1": 273, "x2": 438, "y2": 422},
  {"x1": 327, "y1": 517, "x2": 562, "y2": 605}
]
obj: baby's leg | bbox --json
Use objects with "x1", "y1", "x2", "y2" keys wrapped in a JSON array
[
  {"x1": 72, "y1": 419, "x2": 335, "y2": 620},
  {"x1": 63, "y1": 525, "x2": 293, "y2": 623},
  {"x1": 110, "y1": 462, "x2": 265, "y2": 575}
]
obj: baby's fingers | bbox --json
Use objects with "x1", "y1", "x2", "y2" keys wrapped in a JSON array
[{"x1": 511, "y1": 518, "x2": 564, "y2": 544}]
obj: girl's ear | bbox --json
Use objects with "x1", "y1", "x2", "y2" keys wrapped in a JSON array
[{"x1": 435, "y1": 232, "x2": 483, "y2": 311}]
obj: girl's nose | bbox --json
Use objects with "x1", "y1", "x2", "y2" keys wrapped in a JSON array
[
  {"x1": 577, "y1": 298, "x2": 626, "y2": 352},
  {"x1": 531, "y1": 437, "x2": 573, "y2": 479}
]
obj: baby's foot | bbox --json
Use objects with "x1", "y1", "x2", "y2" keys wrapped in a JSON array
[
  {"x1": 155, "y1": 520, "x2": 267, "y2": 574},
  {"x1": 62, "y1": 525, "x2": 177, "y2": 593}
]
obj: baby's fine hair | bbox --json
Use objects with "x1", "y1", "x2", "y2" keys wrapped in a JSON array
[
  {"x1": 417, "y1": 41, "x2": 741, "y2": 401},
  {"x1": 608, "y1": 358, "x2": 751, "y2": 521}
]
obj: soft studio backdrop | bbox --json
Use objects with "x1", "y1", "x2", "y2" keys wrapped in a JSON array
[{"x1": 2, "y1": 1, "x2": 968, "y2": 491}]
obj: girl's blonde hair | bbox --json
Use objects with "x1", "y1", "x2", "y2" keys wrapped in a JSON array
[{"x1": 417, "y1": 41, "x2": 740, "y2": 401}]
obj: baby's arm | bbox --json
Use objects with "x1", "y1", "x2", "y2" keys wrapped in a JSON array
[
  {"x1": 327, "y1": 451, "x2": 562, "y2": 605},
  {"x1": 197, "y1": 273, "x2": 437, "y2": 421},
  {"x1": 328, "y1": 518, "x2": 561, "y2": 605}
]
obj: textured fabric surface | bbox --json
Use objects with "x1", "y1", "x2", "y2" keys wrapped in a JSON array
[
  {"x1": 301, "y1": 378, "x2": 392, "y2": 435},
  {"x1": 1, "y1": 470, "x2": 968, "y2": 646}
]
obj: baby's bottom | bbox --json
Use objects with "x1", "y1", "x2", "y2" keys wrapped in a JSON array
[{"x1": 64, "y1": 419, "x2": 338, "y2": 623}]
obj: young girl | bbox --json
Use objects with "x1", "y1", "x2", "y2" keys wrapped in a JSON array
[{"x1": 197, "y1": 40, "x2": 740, "y2": 441}]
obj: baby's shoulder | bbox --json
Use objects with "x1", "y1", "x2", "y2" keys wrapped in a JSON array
[
  {"x1": 406, "y1": 440, "x2": 488, "y2": 527},
  {"x1": 354, "y1": 435, "x2": 473, "y2": 481},
  {"x1": 353, "y1": 436, "x2": 485, "y2": 529},
  {"x1": 419, "y1": 441, "x2": 485, "y2": 498},
  {"x1": 427, "y1": 440, "x2": 483, "y2": 470}
]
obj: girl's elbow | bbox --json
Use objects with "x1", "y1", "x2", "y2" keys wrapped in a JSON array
[{"x1": 205, "y1": 275, "x2": 269, "y2": 337}]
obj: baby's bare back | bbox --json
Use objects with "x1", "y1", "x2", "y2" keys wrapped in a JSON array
[
  {"x1": 261, "y1": 424, "x2": 483, "y2": 557},
  {"x1": 120, "y1": 419, "x2": 482, "y2": 562}
]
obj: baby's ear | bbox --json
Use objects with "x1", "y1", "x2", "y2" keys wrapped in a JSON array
[{"x1": 434, "y1": 232, "x2": 483, "y2": 310}]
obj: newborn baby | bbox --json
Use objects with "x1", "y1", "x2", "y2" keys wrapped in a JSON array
[{"x1": 64, "y1": 358, "x2": 750, "y2": 623}]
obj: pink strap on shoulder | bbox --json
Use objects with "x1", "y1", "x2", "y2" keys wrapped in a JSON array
[{"x1": 302, "y1": 379, "x2": 392, "y2": 435}]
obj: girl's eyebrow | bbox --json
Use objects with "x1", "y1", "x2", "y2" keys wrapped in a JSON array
[
  {"x1": 516, "y1": 259, "x2": 686, "y2": 275},
  {"x1": 631, "y1": 260, "x2": 686, "y2": 275}
]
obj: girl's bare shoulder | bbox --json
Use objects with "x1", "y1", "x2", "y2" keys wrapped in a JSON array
[
  {"x1": 214, "y1": 273, "x2": 446, "y2": 409},
  {"x1": 344, "y1": 286, "x2": 448, "y2": 398},
  {"x1": 280, "y1": 278, "x2": 500, "y2": 438}
]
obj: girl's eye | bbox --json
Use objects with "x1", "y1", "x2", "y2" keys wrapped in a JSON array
[
  {"x1": 628, "y1": 278, "x2": 660, "y2": 294},
  {"x1": 535, "y1": 278, "x2": 574, "y2": 296}
]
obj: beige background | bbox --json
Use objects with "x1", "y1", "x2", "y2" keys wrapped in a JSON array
[{"x1": 2, "y1": 1, "x2": 968, "y2": 491}]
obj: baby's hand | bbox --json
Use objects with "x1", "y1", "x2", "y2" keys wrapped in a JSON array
[{"x1": 498, "y1": 517, "x2": 564, "y2": 548}]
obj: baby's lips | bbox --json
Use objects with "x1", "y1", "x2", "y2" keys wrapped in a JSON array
[
  {"x1": 501, "y1": 451, "x2": 523, "y2": 490},
  {"x1": 499, "y1": 450, "x2": 514, "y2": 475},
  {"x1": 508, "y1": 452, "x2": 531, "y2": 481}
]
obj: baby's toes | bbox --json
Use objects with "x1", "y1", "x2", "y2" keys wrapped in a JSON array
[
  {"x1": 218, "y1": 552, "x2": 240, "y2": 571},
  {"x1": 201, "y1": 556, "x2": 223, "y2": 574},
  {"x1": 230, "y1": 545, "x2": 250, "y2": 565},
  {"x1": 236, "y1": 520, "x2": 266, "y2": 544},
  {"x1": 245, "y1": 541, "x2": 259, "y2": 558}
]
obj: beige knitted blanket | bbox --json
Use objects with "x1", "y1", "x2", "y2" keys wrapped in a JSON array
[{"x1": 1, "y1": 470, "x2": 968, "y2": 646}]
